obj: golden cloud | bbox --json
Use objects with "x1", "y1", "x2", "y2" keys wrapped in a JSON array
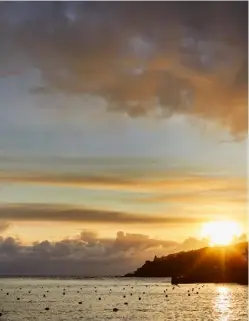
[{"x1": 0, "y1": 170, "x2": 246, "y2": 195}]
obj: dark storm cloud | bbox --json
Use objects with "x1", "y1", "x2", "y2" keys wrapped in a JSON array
[
  {"x1": 0, "y1": 2, "x2": 247, "y2": 136},
  {"x1": 0, "y1": 231, "x2": 211, "y2": 276},
  {"x1": 0, "y1": 203, "x2": 206, "y2": 225}
]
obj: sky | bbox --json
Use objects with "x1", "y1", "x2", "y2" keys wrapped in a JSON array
[{"x1": 0, "y1": 1, "x2": 247, "y2": 276}]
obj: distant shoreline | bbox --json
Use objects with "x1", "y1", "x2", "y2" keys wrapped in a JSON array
[
  {"x1": 0, "y1": 275, "x2": 171, "y2": 280},
  {"x1": 0, "y1": 275, "x2": 247, "y2": 286},
  {"x1": 0, "y1": 275, "x2": 122, "y2": 279}
]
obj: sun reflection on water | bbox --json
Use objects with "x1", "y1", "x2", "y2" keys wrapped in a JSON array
[{"x1": 215, "y1": 286, "x2": 231, "y2": 321}]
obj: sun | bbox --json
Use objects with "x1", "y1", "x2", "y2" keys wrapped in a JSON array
[{"x1": 201, "y1": 220, "x2": 242, "y2": 246}]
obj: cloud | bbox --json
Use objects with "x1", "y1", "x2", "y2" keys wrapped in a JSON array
[
  {"x1": 0, "y1": 170, "x2": 134, "y2": 190},
  {"x1": 0, "y1": 2, "x2": 247, "y2": 137},
  {"x1": 0, "y1": 203, "x2": 207, "y2": 225},
  {"x1": 0, "y1": 231, "x2": 211, "y2": 276},
  {"x1": 135, "y1": 189, "x2": 246, "y2": 206},
  {"x1": 28, "y1": 86, "x2": 55, "y2": 95},
  {"x1": 0, "y1": 221, "x2": 10, "y2": 234},
  {"x1": 0, "y1": 230, "x2": 246, "y2": 276},
  {"x1": 0, "y1": 169, "x2": 245, "y2": 193}
]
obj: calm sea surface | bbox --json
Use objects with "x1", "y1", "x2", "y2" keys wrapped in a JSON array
[{"x1": 0, "y1": 278, "x2": 247, "y2": 321}]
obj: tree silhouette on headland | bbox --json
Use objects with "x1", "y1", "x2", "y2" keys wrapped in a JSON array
[{"x1": 125, "y1": 242, "x2": 248, "y2": 285}]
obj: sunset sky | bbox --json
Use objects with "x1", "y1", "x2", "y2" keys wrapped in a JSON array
[{"x1": 0, "y1": 2, "x2": 247, "y2": 275}]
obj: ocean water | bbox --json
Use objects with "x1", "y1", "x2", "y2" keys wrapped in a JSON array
[{"x1": 0, "y1": 278, "x2": 247, "y2": 321}]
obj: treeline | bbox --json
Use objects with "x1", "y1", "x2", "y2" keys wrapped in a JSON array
[{"x1": 125, "y1": 242, "x2": 248, "y2": 284}]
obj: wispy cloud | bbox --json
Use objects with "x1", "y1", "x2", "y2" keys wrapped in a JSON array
[
  {"x1": 0, "y1": 203, "x2": 207, "y2": 225},
  {"x1": 134, "y1": 190, "x2": 247, "y2": 205},
  {"x1": 0, "y1": 169, "x2": 245, "y2": 193},
  {"x1": 0, "y1": 221, "x2": 10, "y2": 233}
]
